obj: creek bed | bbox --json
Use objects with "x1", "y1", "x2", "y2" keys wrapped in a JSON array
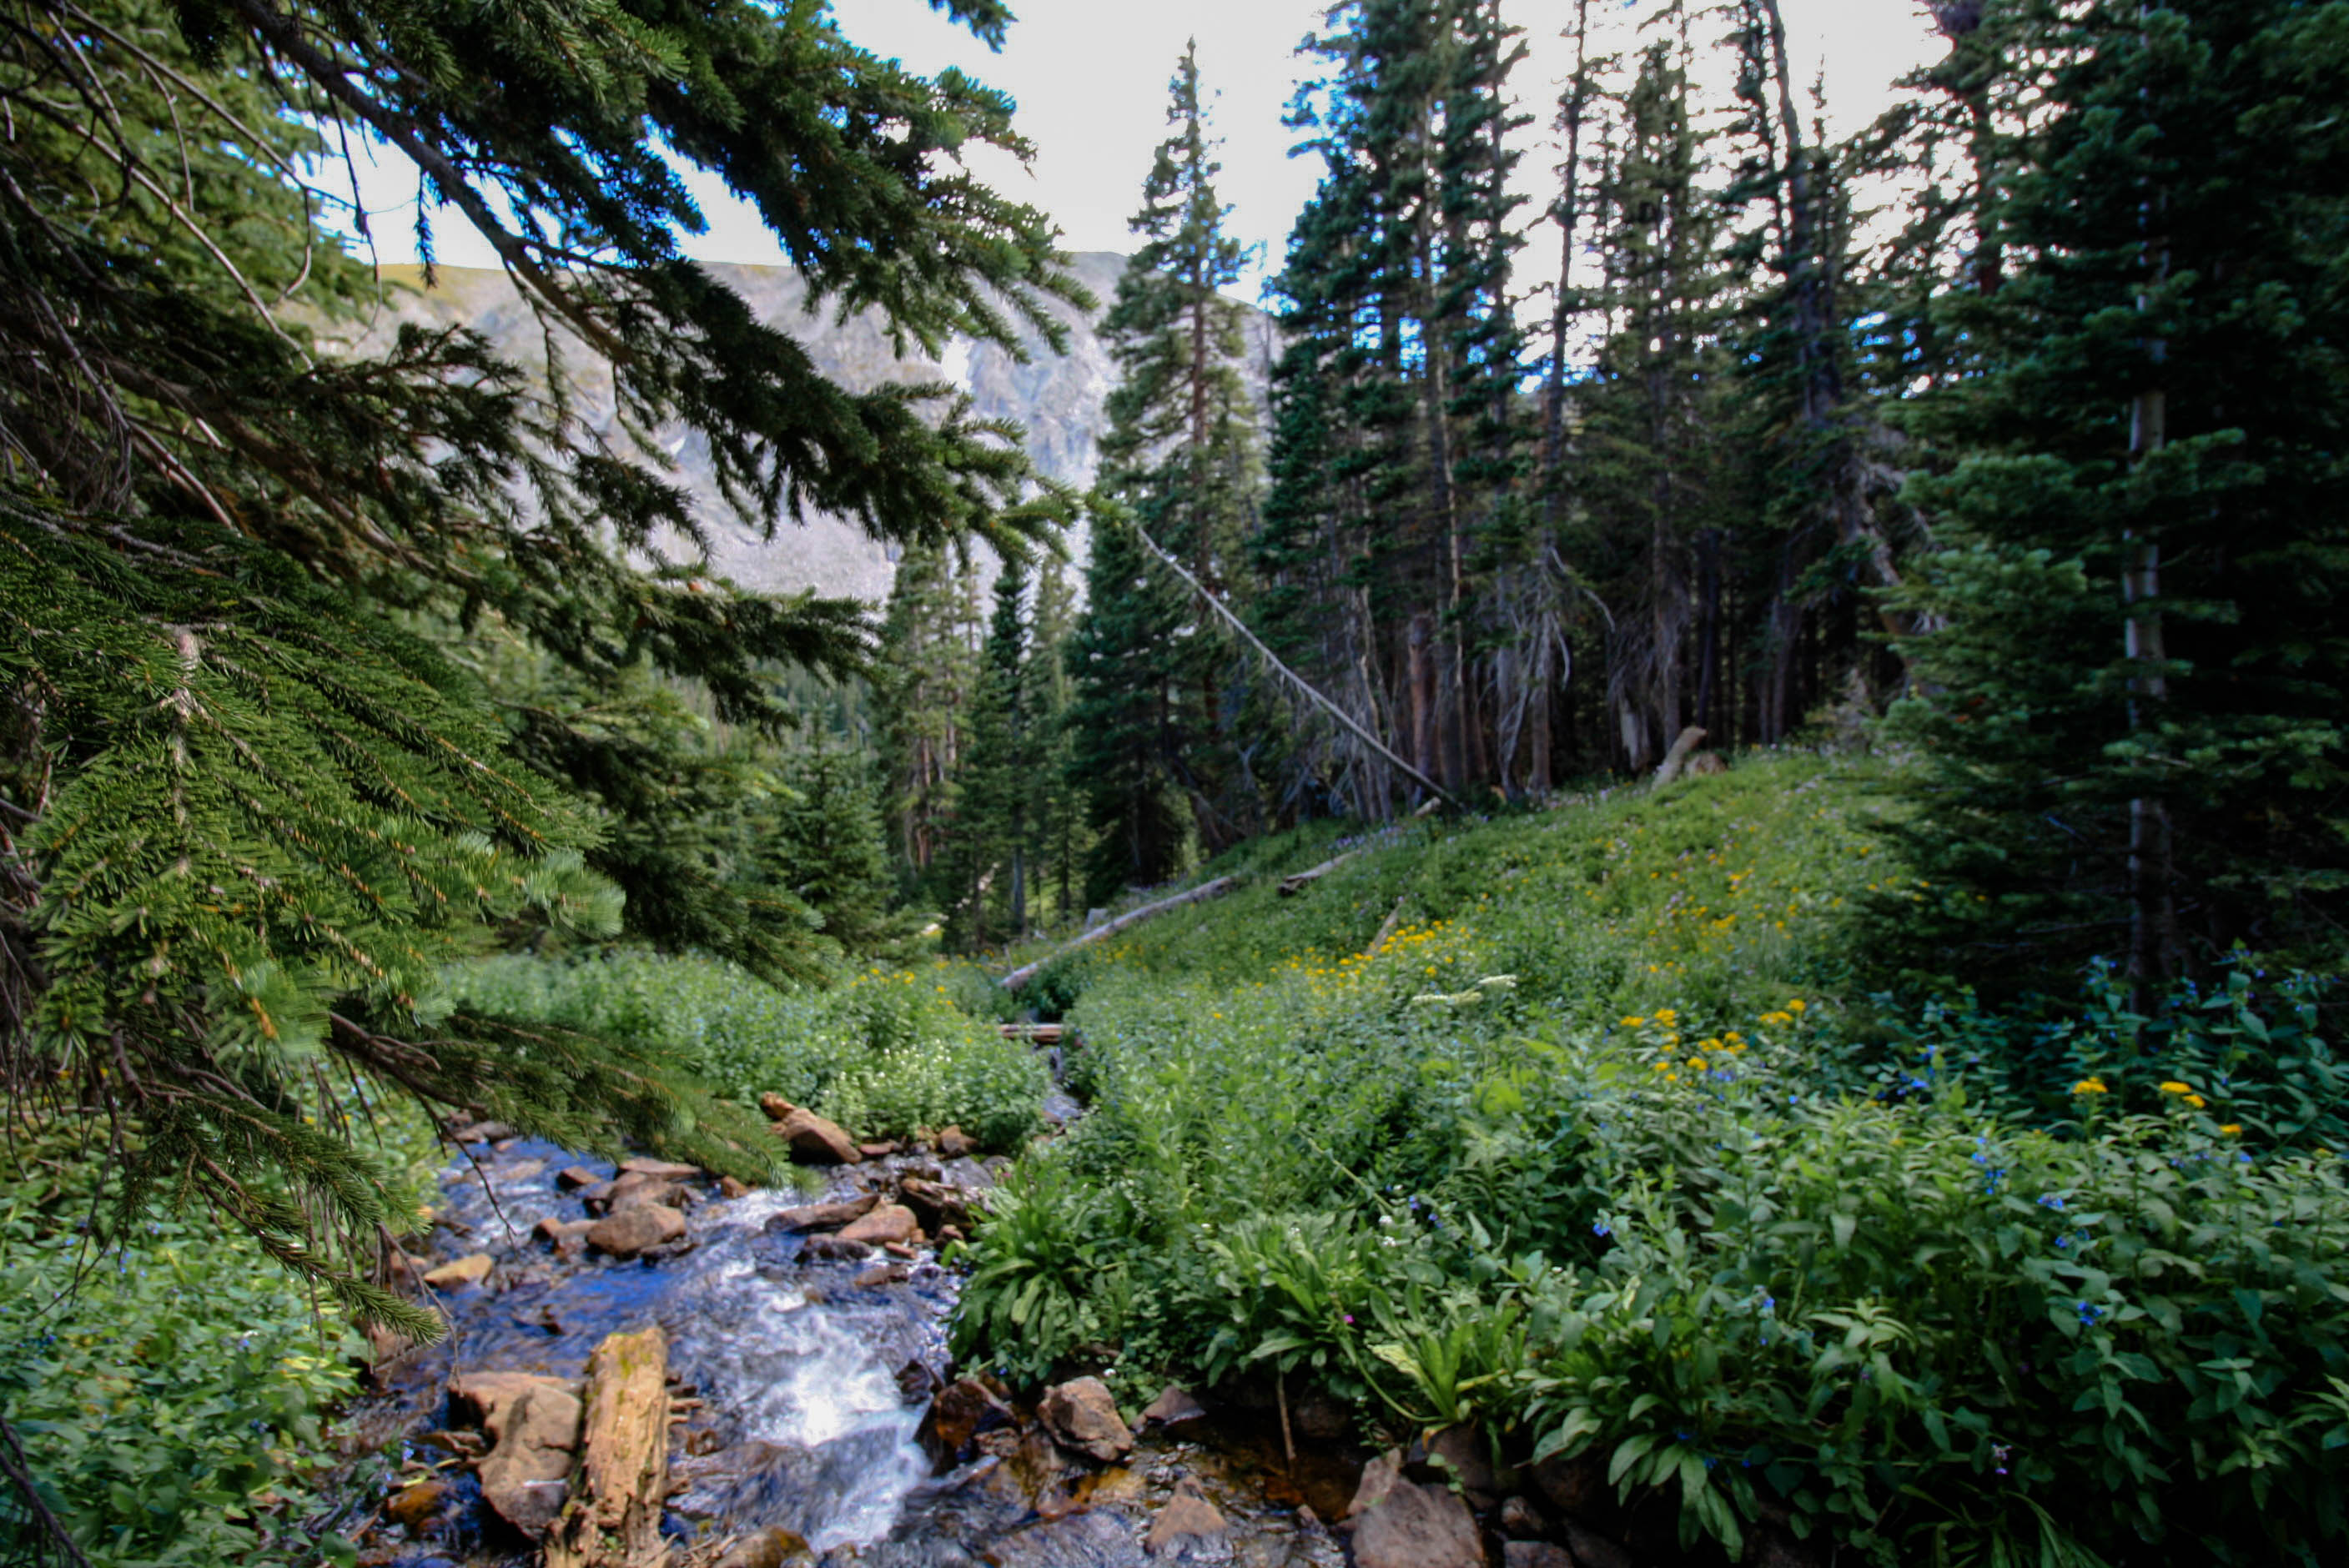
[{"x1": 337, "y1": 1131, "x2": 1356, "y2": 1568}]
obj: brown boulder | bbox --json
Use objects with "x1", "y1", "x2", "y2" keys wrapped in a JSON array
[
  {"x1": 858, "y1": 1141, "x2": 901, "y2": 1159},
  {"x1": 1352, "y1": 1475, "x2": 1486, "y2": 1568},
  {"x1": 766, "y1": 1193, "x2": 878, "y2": 1233},
  {"x1": 1421, "y1": 1425, "x2": 1497, "y2": 1495},
  {"x1": 798, "y1": 1234, "x2": 872, "y2": 1262},
  {"x1": 421, "y1": 1253, "x2": 494, "y2": 1289},
  {"x1": 712, "y1": 1526, "x2": 812, "y2": 1568},
  {"x1": 382, "y1": 1478, "x2": 447, "y2": 1530},
  {"x1": 757, "y1": 1092, "x2": 795, "y2": 1119},
  {"x1": 454, "y1": 1374, "x2": 583, "y2": 1537},
  {"x1": 934, "y1": 1126, "x2": 978, "y2": 1158},
  {"x1": 586, "y1": 1204, "x2": 687, "y2": 1259},
  {"x1": 555, "y1": 1165, "x2": 603, "y2": 1190},
  {"x1": 1139, "y1": 1385, "x2": 1206, "y2": 1430},
  {"x1": 1348, "y1": 1450, "x2": 1404, "y2": 1517},
  {"x1": 1038, "y1": 1376, "x2": 1134, "y2": 1465},
  {"x1": 718, "y1": 1175, "x2": 754, "y2": 1200},
  {"x1": 918, "y1": 1376, "x2": 1015, "y2": 1462},
  {"x1": 897, "y1": 1176, "x2": 973, "y2": 1233},
  {"x1": 603, "y1": 1173, "x2": 686, "y2": 1214},
  {"x1": 1144, "y1": 1484, "x2": 1227, "y2": 1555},
  {"x1": 772, "y1": 1106, "x2": 862, "y2": 1164},
  {"x1": 534, "y1": 1217, "x2": 596, "y2": 1246},
  {"x1": 837, "y1": 1203, "x2": 918, "y2": 1246}
]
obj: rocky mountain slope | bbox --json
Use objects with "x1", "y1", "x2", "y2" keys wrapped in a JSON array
[{"x1": 356, "y1": 255, "x2": 1273, "y2": 604}]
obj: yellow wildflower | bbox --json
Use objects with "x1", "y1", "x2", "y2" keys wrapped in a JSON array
[
  {"x1": 2218, "y1": 1123, "x2": 2243, "y2": 1138},
  {"x1": 1760, "y1": 1010, "x2": 1794, "y2": 1027},
  {"x1": 1688, "y1": 1057, "x2": 1708, "y2": 1072},
  {"x1": 2072, "y1": 1078, "x2": 2109, "y2": 1095},
  {"x1": 1787, "y1": 998, "x2": 1806, "y2": 1013},
  {"x1": 1621, "y1": 1015, "x2": 1647, "y2": 1028},
  {"x1": 2158, "y1": 1081, "x2": 2192, "y2": 1095},
  {"x1": 2185, "y1": 1093, "x2": 2206, "y2": 1110}
]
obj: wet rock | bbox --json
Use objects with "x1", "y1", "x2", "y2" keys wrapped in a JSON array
[
  {"x1": 555, "y1": 1166, "x2": 602, "y2": 1190},
  {"x1": 469, "y1": 1376, "x2": 584, "y2": 1537},
  {"x1": 1419, "y1": 1425, "x2": 1497, "y2": 1496},
  {"x1": 1499, "y1": 1495, "x2": 1547, "y2": 1537},
  {"x1": 602, "y1": 1173, "x2": 685, "y2": 1214},
  {"x1": 767, "y1": 1193, "x2": 878, "y2": 1233},
  {"x1": 619, "y1": 1157, "x2": 701, "y2": 1180},
  {"x1": 1146, "y1": 1482, "x2": 1228, "y2": 1556},
  {"x1": 852, "y1": 1263, "x2": 909, "y2": 1288},
  {"x1": 1038, "y1": 1375, "x2": 1134, "y2": 1465},
  {"x1": 768, "y1": 1103, "x2": 862, "y2": 1164},
  {"x1": 495, "y1": 1158, "x2": 547, "y2": 1182},
  {"x1": 1503, "y1": 1545, "x2": 1575, "y2": 1568},
  {"x1": 1292, "y1": 1389, "x2": 1351, "y2": 1440},
  {"x1": 988, "y1": 1509, "x2": 1134, "y2": 1568},
  {"x1": 1079, "y1": 1465, "x2": 1147, "y2": 1507},
  {"x1": 934, "y1": 1125, "x2": 978, "y2": 1159},
  {"x1": 894, "y1": 1359, "x2": 943, "y2": 1403},
  {"x1": 1531, "y1": 1453, "x2": 1602, "y2": 1519},
  {"x1": 1139, "y1": 1386, "x2": 1207, "y2": 1430},
  {"x1": 917, "y1": 1376, "x2": 1015, "y2": 1462},
  {"x1": 718, "y1": 1175, "x2": 754, "y2": 1199},
  {"x1": 451, "y1": 1121, "x2": 514, "y2": 1144},
  {"x1": 837, "y1": 1203, "x2": 918, "y2": 1246},
  {"x1": 534, "y1": 1217, "x2": 596, "y2": 1246},
  {"x1": 1560, "y1": 1523, "x2": 1632, "y2": 1568},
  {"x1": 1352, "y1": 1475, "x2": 1486, "y2": 1568},
  {"x1": 1347, "y1": 1450, "x2": 1403, "y2": 1517},
  {"x1": 797, "y1": 1234, "x2": 872, "y2": 1263},
  {"x1": 712, "y1": 1525, "x2": 812, "y2": 1568},
  {"x1": 382, "y1": 1478, "x2": 447, "y2": 1530},
  {"x1": 421, "y1": 1253, "x2": 494, "y2": 1289},
  {"x1": 938, "y1": 1224, "x2": 968, "y2": 1245},
  {"x1": 586, "y1": 1203, "x2": 687, "y2": 1259},
  {"x1": 574, "y1": 1179, "x2": 615, "y2": 1209},
  {"x1": 898, "y1": 1176, "x2": 973, "y2": 1233},
  {"x1": 858, "y1": 1142, "x2": 900, "y2": 1159},
  {"x1": 1750, "y1": 1526, "x2": 1828, "y2": 1568}
]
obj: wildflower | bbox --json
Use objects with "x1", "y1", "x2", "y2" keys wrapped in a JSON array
[
  {"x1": 2158, "y1": 1081, "x2": 2192, "y2": 1096},
  {"x1": 1688, "y1": 1057, "x2": 1708, "y2": 1072},
  {"x1": 1787, "y1": 998, "x2": 1806, "y2": 1012},
  {"x1": 1621, "y1": 1015, "x2": 1647, "y2": 1028},
  {"x1": 2219, "y1": 1123, "x2": 2243, "y2": 1138},
  {"x1": 2071, "y1": 1078, "x2": 2109, "y2": 1096},
  {"x1": 2184, "y1": 1093, "x2": 2206, "y2": 1109},
  {"x1": 1760, "y1": 1010, "x2": 1794, "y2": 1027},
  {"x1": 2076, "y1": 1301, "x2": 2105, "y2": 1326},
  {"x1": 1592, "y1": 1220, "x2": 1612, "y2": 1238}
]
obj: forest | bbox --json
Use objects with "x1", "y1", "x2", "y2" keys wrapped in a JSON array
[{"x1": 0, "y1": 0, "x2": 2343, "y2": 1565}]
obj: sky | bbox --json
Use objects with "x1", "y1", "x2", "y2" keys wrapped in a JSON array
[{"x1": 345, "y1": 0, "x2": 1951, "y2": 301}]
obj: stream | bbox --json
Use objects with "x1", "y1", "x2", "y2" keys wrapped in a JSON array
[{"x1": 338, "y1": 1121, "x2": 1362, "y2": 1568}]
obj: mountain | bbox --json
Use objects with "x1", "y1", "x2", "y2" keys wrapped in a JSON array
[{"x1": 354, "y1": 255, "x2": 1275, "y2": 604}]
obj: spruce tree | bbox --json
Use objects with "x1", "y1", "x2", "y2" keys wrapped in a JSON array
[
  {"x1": 1070, "y1": 43, "x2": 1262, "y2": 894},
  {"x1": 1884, "y1": 0, "x2": 2349, "y2": 993},
  {"x1": 943, "y1": 556, "x2": 1035, "y2": 948}
]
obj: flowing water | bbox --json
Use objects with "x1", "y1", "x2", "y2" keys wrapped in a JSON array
[{"x1": 343, "y1": 1130, "x2": 1359, "y2": 1568}]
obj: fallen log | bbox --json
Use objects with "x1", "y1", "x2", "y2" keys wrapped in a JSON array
[
  {"x1": 998, "y1": 875, "x2": 1240, "y2": 992},
  {"x1": 544, "y1": 1325, "x2": 670, "y2": 1568},
  {"x1": 1277, "y1": 849, "x2": 1358, "y2": 897},
  {"x1": 1366, "y1": 895, "x2": 1408, "y2": 956}
]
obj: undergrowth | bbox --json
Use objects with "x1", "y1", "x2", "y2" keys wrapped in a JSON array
[
  {"x1": 446, "y1": 950, "x2": 1047, "y2": 1149},
  {"x1": 953, "y1": 755, "x2": 2349, "y2": 1566}
]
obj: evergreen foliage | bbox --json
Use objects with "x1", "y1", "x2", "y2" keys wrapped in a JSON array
[
  {"x1": 1070, "y1": 43, "x2": 1265, "y2": 899},
  {"x1": 0, "y1": 0, "x2": 1082, "y2": 1315},
  {"x1": 1884, "y1": 0, "x2": 2349, "y2": 989}
]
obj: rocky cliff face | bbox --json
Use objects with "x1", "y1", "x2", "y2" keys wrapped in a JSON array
[{"x1": 355, "y1": 255, "x2": 1272, "y2": 605}]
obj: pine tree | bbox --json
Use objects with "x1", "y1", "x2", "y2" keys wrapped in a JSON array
[
  {"x1": 878, "y1": 540, "x2": 986, "y2": 892},
  {"x1": 1070, "y1": 42, "x2": 1263, "y2": 892},
  {"x1": 1883, "y1": 0, "x2": 2349, "y2": 993},
  {"x1": 1026, "y1": 552, "x2": 1089, "y2": 923}
]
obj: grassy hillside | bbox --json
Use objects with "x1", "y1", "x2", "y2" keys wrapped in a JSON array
[{"x1": 957, "y1": 755, "x2": 2349, "y2": 1566}]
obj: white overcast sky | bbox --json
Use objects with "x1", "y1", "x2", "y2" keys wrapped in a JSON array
[{"x1": 345, "y1": 0, "x2": 1951, "y2": 301}]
